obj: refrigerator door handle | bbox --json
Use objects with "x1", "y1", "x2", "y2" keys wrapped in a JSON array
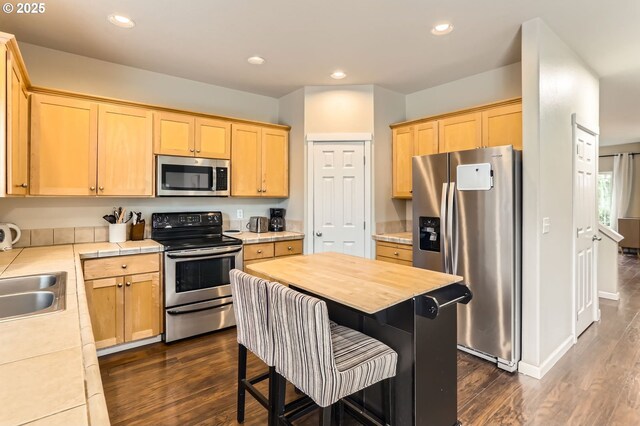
[
  {"x1": 441, "y1": 182, "x2": 449, "y2": 273},
  {"x1": 448, "y1": 182, "x2": 458, "y2": 274}
]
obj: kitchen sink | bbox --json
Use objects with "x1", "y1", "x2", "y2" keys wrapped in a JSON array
[
  {"x1": 0, "y1": 272, "x2": 66, "y2": 321},
  {"x1": 0, "y1": 273, "x2": 58, "y2": 296}
]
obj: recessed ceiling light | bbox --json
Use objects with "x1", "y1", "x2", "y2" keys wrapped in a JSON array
[
  {"x1": 431, "y1": 22, "x2": 453, "y2": 35},
  {"x1": 330, "y1": 70, "x2": 347, "y2": 80},
  {"x1": 108, "y1": 14, "x2": 135, "y2": 28},
  {"x1": 247, "y1": 56, "x2": 266, "y2": 65}
]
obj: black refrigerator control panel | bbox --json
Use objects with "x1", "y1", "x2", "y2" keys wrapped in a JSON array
[{"x1": 419, "y1": 217, "x2": 440, "y2": 252}]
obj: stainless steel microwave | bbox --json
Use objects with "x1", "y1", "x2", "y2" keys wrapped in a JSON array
[{"x1": 156, "y1": 155, "x2": 230, "y2": 197}]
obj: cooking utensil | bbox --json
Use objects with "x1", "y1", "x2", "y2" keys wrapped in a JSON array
[{"x1": 103, "y1": 215, "x2": 117, "y2": 224}]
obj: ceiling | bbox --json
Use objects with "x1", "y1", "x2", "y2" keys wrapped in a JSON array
[{"x1": 2, "y1": 0, "x2": 640, "y2": 144}]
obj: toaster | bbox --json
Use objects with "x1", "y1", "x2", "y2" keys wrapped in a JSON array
[{"x1": 247, "y1": 216, "x2": 269, "y2": 233}]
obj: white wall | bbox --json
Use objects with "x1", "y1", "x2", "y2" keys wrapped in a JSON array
[
  {"x1": 20, "y1": 43, "x2": 279, "y2": 123},
  {"x1": 373, "y1": 86, "x2": 406, "y2": 228},
  {"x1": 0, "y1": 43, "x2": 288, "y2": 231},
  {"x1": 304, "y1": 85, "x2": 374, "y2": 134},
  {"x1": 278, "y1": 88, "x2": 305, "y2": 224},
  {"x1": 406, "y1": 62, "x2": 522, "y2": 120},
  {"x1": 520, "y1": 18, "x2": 600, "y2": 378}
]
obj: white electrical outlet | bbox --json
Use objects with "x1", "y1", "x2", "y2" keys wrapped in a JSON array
[
  {"x1": 542, "y1": 217, "x2": 551, "y2": 234},
  {"x1": 236, "y1": 209, "x2": 244, "y2": 219}
]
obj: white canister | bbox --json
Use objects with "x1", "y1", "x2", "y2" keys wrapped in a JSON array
[{"x1": 109, "y1": 223, "x2": 127, "y2": 243}]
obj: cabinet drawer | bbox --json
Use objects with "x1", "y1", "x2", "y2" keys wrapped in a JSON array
[
  {"x1": 84, "y1": 253, "x2": 160, "y2": 280},
  {"x1": 376, "y1": 256, "x2": 413, "y2": 267},
  {"x1": 274, "y1": 240, "x2": 303, "y2": 257},
  {"x1": 376, "y1": 245, "x2": 412, "y2": 262},
  {"x1": 243, "y1": 243, "x2": 275, "y2": 261}
]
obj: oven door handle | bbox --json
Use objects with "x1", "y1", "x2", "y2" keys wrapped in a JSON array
[
  {"x1": 167, "y1": 298, "x2": 233, "y2": 315},
  {"x1": 166, "y1": 246, "x2": 242, "y2": 259}
]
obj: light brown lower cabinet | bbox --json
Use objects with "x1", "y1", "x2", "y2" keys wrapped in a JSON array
[
  {"x1": 243, "y1": 239, "x2": 303, "y2": 271},
  {"x1": 375, "y1": 241, "x2": 413, "y2": 266},
  {"x1": 84, "y1": 254, "x2": 161, "y2": 349}
]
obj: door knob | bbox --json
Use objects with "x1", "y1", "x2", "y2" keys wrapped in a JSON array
[
  {"x1": 90, "y1": 186, "x2": 96, "y2": 191},
  {"x1": 20, "y1": 183, "x2": 28, "y2": 188},
  {"x1": 117, "y1": 283, "x2": 123, "y2": 288},
  {"x1": 99, "y1": 186, "x2": 104, "y2": 191},
  {"x1": 121, "y1": 264, "x2": 127, "y2": 269},
  {"x1": 126, "y1": 281, "x2": 131, "y2": 287},
  {"x1": 315, "y1": 232, "x2": 322, "y2": 237},
  {"x1": 592, "y1": 235, "x2": 602, "y2": 242},
  {"x1": 190, "y1": 148, "x2": 195, "y2": 153},
  {"x1": 196, "y1": 150, "x2": 201, "y2": 153}
]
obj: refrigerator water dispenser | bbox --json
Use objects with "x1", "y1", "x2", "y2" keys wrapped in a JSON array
[{"x1": 419, "y1": 217, "x2": 440, "y2": 252}]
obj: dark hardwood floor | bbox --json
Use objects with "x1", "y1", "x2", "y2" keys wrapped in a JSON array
[{"x1": 100, "y1": 255, "x2": 640, "y2": 425}]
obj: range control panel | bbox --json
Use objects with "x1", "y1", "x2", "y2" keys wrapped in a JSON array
[
  {"x1": 419, "y1": 216, "x2": 441, "y2": 252},
  {"x1": 152, "y1": 212, "x2": 222, "y2": 229}
]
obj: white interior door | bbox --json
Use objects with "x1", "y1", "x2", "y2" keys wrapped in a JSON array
[
  {"x1": 313, "y1": 142, "x2": 365, "y2": 256},
  {"x1": 574, "y1": 124, "x2": 598, "y2": 337}
]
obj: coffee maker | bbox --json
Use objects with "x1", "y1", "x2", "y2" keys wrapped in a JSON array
[{"x1": 269, "y1": 208, "x2": 286, "y2": 232}]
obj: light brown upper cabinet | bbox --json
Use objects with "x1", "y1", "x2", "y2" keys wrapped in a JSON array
[
  {"x1": 392, "y1": 125, "x2": 414, "y2": 198},
  {"x1": 6, "y1": 51, "x2": 29, "y2": 195},
  {"x1": 98, "y1": 104, "x2": 153, "y2": 196},
  {"x1": 231, "y1": 124, "x2": 289, "y2": 197},
  {"x1": 153, "y1": 112, "x2": 195, "y2": 157},
  {"x1": 261, "y1": 127, "x2": 289, "y2": 197},
  {"x1": 482, "y1": 103, "x2": 522, "y2": 150},
  {"x1": 31, "y1": 94, "x2": 153, "y2": 196},
  {"x1": 392, "y1": 121, "x2": 438, "y2": 198},
  {"x1": 30, "y1": 94, "x2": 98, "y2": 196},
  {"x1": 154, "y1": 112, "x2": 231, "y2": 159},
  {"x1": 195, "y1": 117, "x2": 231, "y2": 159},
  {"x1": 438, "y1": 112, "x2": 482, "y2": 153}
]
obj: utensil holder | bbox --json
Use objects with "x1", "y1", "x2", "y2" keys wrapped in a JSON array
[
  {"x1": 130, "y1": 221, "x2": 145, "y2": 241},
  {"x1": 109, "y1": 223, "x2": 127, "y2": 243}
]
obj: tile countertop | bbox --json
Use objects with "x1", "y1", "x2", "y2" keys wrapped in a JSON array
[
  {"x1": 225, "y1": 231, "x2": 305, "y2": 244},
  {"x1": 0, "y1": 240, "x2": 163, "y2": 426},
  {"x1": 372, "y1": 232, "x2": 412, "y2": 245}
]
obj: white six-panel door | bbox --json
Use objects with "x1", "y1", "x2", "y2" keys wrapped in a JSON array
[
  {"x1": 574, "y1": 124, "x2": 598, "y2": 337},
  {"x1": 313, "y1": 142, "x2": 365, "y2": 256}
]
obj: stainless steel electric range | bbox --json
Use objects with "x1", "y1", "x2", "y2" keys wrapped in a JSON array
[{"x1": 151, "y1": 211, "x2": 243, "y2": 342}]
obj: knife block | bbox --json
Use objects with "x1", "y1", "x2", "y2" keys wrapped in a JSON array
[{"x1": 130, "y1": 221, "x2": 145, "y2": 241}]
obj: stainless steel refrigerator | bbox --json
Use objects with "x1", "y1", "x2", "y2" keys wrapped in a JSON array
[{"x1": 412, "y1": 145, "x2": 521, "y2": 371}]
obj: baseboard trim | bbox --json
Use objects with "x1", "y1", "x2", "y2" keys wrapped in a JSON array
[
  {"x1": 598, "y1": 291, "x2": 620, "y2": 301},
  {"x1": 97, "y1": 335, "x2": 163, "y2": 357},
  {"x1": 518, "y1": 335, "x2": 574, "y2": 379}
]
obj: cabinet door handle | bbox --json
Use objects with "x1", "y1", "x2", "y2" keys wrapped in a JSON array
[
  {"x1": 288, "y1": 246, "x2": 292, "y2": 251},
  {"x1": 257, "y1": 189, "x2": 262, "y2": 193},
  {"x1": 190, "y1": 148, "x2": 195, "y2": 153},
  {"x1": 126, "y1": 281, "x2": 131, "y2": 287},
  {"x1": 257, "y1": 250, "x2": 262, "y2": 254},
  {"x1": 99, "y1": 186, "x2": 104, "y2": 191},
  {"x1": 196, "y1": 150, "x2": 201, "y2": 153},
  {"x1": 117, "y1": 283, "x2": 123, "y2": 288},
  {"x1": 262, "y1": 187, "x2": 267, "y2": 193},
  {"x1": 90, "y1": 186, "x2": 96, "y2": 191},
  {"x1": 394, "y1": 251, "x2": 399, "y2": 256},
  {"x1": 20, "y1": 183, "x2": 28, "y2": 188},
  {"x1": 121, "y1": 264, "x2": 127, "y2": 269}
]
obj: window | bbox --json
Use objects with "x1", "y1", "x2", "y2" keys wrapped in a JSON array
[{"x1": 598, "y1": 172, "x2": 613, "y2": 226}]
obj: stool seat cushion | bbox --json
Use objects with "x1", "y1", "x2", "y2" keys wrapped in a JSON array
[{"x1": 330, "y1": 323, "x2": 397, "y2": 374}]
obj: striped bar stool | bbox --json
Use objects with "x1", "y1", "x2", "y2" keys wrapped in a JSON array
[
  {"x1": 268, "y1": 282, "x2": 398, "y2": 426},
  {"x1": 231, "y1": 270, "x2": 311, "y2": 425},
  {"x1": 230, "y1": 269, "x2": 275, "y2": 424}
]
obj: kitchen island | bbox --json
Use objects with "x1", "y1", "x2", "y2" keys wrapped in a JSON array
[{"x1": 247, "y1": 252, "x2": 469, "y2": 426}]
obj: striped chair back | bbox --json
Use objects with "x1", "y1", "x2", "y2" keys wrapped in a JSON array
[
  {"x1": 267, "y1": 282, "x2": 336, "y2": 406},
  {"x1": 230, "y1": 269, "x2": 273, "y2": 366}
]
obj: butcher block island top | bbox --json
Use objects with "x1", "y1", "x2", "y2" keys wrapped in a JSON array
[{"x1": 246, "y1": 252, "x2": 463, "y2": 314}]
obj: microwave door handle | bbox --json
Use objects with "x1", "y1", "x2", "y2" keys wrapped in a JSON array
[{"x1": 166, "y1": 246, "x2": 242, "y2": 259}]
